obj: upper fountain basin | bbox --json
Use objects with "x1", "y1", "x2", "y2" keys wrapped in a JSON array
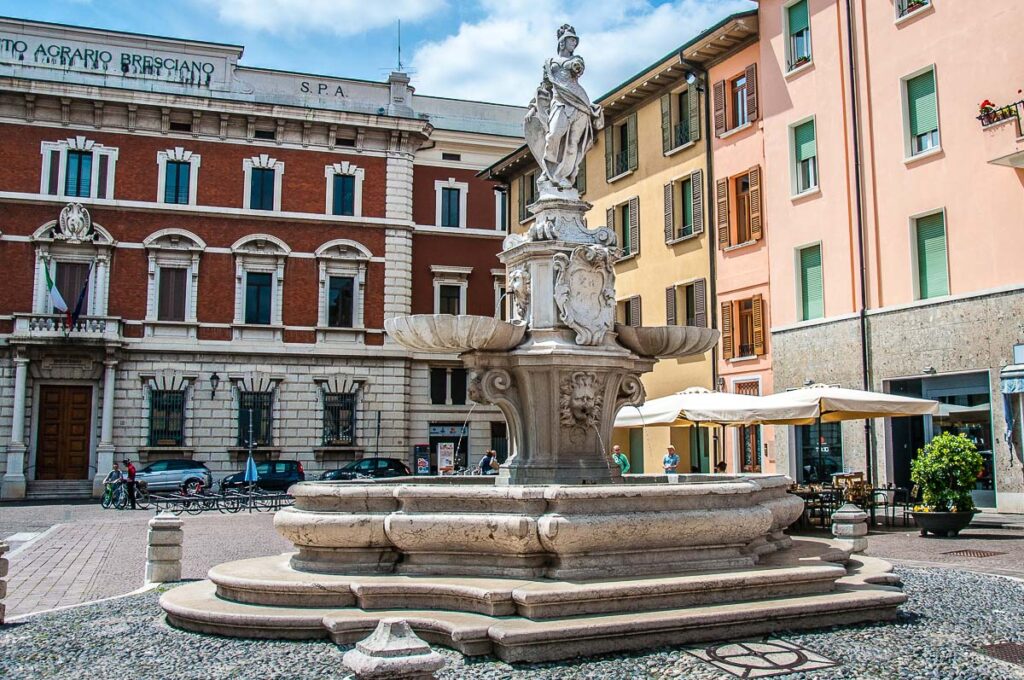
[
  {"x1": 615, "y1": 324, "x2": 720, "y2": 359},
  {"x1": 385, "y1": 314, "x2": 527, "y2": 353}
]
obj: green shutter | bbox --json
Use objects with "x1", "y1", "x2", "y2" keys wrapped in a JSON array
[
  {"x1": 626, "y1": 112, "x2": 638, "y2": 171},
  {"x1": 800, "y1": 245, "x2": 823, "y2": 320},
  {"x1": 788, "y1": 0, "x2": 809, "y2": 34},
  {"x1": 682, "y1": 178, "x2": 693, "y2": 232},
  {"x1": 917, "y1": 213, "x2": 948, "y2": 298},
  {"x1": 794, "y1": 120, "x2": 816, "y2": 162},
  {"x1": 907, "y1": 70, "x2": 938, "y2": 137},
  {"x1": 660, "y1": 94, "x2": 671, "y2": 153}
]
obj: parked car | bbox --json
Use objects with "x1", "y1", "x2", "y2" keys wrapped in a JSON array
[
  {"x1": 220, "y1": 460, "x2": 305, "y2": 492},
  {"x1": 134, "y1": 459, "x2": 213, "y2": 493},
  {"x1": 320, "y1": 458, "x2": 411, "y2": 481}
]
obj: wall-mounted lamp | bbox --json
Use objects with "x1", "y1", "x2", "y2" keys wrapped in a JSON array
[
  {"x1": 210, "y1": 371, "x2": 221, "y2": 398},
  {"x1": 922, "y1": 366, "x2": 937, "y2": 375}
]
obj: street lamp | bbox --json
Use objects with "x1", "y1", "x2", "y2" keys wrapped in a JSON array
[{"x1": 210, "y1": 372, "x2": 221, "y2": 398}]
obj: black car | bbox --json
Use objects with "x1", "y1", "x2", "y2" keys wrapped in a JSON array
[
  {"x1": 320, "y1": 457, "x2": 411, "y2": 481},
  {"x1": 220, "y1": 460, "x2": 305, "y2": 492}
]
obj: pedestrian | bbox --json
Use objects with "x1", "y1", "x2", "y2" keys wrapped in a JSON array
[
  {"x1": 714, "y1": 461, "x2": 728, "y2": 473},
  {"x1": 477, "y1": 450, "x2": 496, "y2": 475},
  {"x1": 103, "y1": 462, "x2": 122, "y2": 485},
  {"x1": 663, "y1": 445, "x2": 680, "y2": 474},
  {"x1": 611, "y1": 444, "x2": 630, "y2": 474},
  {"x1": 123, "y1": 457, "x2": 137, "y2": 509},
  {"x1": 486, "y1": 449, "x2": 500, "y2": 475}
]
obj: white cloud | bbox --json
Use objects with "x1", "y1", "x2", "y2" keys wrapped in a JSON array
[
  {"x1": 411, "y1": 0, "x2": 755, "y2": 104},
  {"x1": 195, "y1": 0, "x2": 446, "y2": 36}
]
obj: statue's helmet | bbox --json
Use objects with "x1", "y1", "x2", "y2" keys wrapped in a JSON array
[{"x1": 557, "y1": 24, "x2": 579, "y2": 47}]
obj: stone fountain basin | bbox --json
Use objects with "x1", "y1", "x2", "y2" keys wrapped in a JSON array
[
  {"x1": 384, "y1": 314, "x2": 527, "y2": 353},
  {"x1": 274, "y1": 475, "x2": 804, "y2": 580},
  {"x1": 615, "y1": 324, "x2": 720, "y2": 359}
]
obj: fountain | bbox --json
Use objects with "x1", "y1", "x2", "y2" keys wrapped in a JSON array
[{"x1": 160, "y1": 24, "x2": 905, "y2": 663}]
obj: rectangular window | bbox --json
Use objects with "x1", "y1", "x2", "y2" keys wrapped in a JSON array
[
  {"x1": 253, "y1": 129, "x2": 275, "y2": 140},
  {"x1": 441, "y1": 152, "x2": 461, "y2": 161},
  {"x1": 735, "y1": 174, "x2": 751, "y2": 243},
  {"x1": 430, "y1": 368, "x2": 448, "y2": 405},
  {"x1": 438, "y1": 284, "x2": 461, "y2": 315},
  {"x1": 683, "y1": 283, "x2": 697, "y2": 326},
  {"x1": 164, "y1": 161, "x2": 191, "y2": 204},
  {"x1": 676, "y1": 91, "x2": 690, "y2": 147},
  {"x1": 250, "y1": 168, "x2": 275, "y2": 211},
  {"x1": 619, "y1": 202, "x2": 631, "y2": 253},
  {"x1": 323, "y1": 393, "x2": 356, "y2": 446},
  {"x1": 788, "y1": 0, "x2": 811, "y2": 68},
  {"x1": 731, "y1": 76, "x2": 748, "y2": 128},
  {"x1": 907, "y1": 69, "x2": 939, "y2": 155},
  {"x1": 799, "y1": 244, "x2": 824, "y2": 321},
  {"x1": 327, "y1": 276, "x2": 355, "y2": 327},
  {"x1": 149, "y1": 390, "x2": 185, "y2": 447},
  {"x1": 794, "y1": 120, "x2": 818, "y2": 193},
  {"x1": 244, "y1": 272, "x2": 273, "y2": 325},
  {"x1": 680, "y1": 177, "x2": 694, "y2": 238},
  {"x1": 157, "y1": 267, "x2": 187, "y2": 322},
  {"x1": 916, "y1": 212, "x2": 949, "y2": 299},
  {"x1": 797, "y1": 421, "x2": 843, "y2": 484},
  {"x1": 737, "y1": 299, "x2": 755, "y2": 357},
  {"x1": 332, "y1": 174, "x2": 355, "y2": 216},
  {"x1": 238, "y1": 391, "x2": 273, "y2": 447},
  {"x1": 65, "y1": 150, "x2": 92, "y2": 198},
  {"x1": 55, "y1": 261, "x2": 90, "y2": 313},
  {"x1": 497, "y1": 190, "x2": 508, "y2": 230},
  {"x1": 450, "y1": 368, "x2": 468, "y2": 406},
  {"x1": 617, "y1": 123, "x2": 630, "y2": 175},
  {"x1": 897, "y1": 0, "x2": 930, "y2": 18},
  {"x1": 441, "y1": 187, "x2": 461, "y2": 227}
]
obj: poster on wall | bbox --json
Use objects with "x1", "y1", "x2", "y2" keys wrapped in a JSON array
[
  {"x1": 413, "y1": 444, "x2": 431, "y2": 475},
  {"x1": 437, "y1": 442, "x2": 455, "y2": 473}
]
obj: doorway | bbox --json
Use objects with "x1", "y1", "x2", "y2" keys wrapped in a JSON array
[{"x1": 35, "y1": 385, "x2": 93, "y2": 480}]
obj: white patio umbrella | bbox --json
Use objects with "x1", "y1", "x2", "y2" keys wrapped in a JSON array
[
  {"x1": 755, "y1": 384, "x2": 939, "y2": 425},
  {"x1": 615, "y1": 387, "x2": 778, "y2": 428}
]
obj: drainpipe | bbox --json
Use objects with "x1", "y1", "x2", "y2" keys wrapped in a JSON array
[
  {"x1": 843, "y1": 0, "x2": 875, "y2": 485},
  {"x1": 681, "y1": 55, "x2": 719, "y2": 464}
]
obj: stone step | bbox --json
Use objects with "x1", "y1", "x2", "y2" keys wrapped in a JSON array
[
  {"x1": 25, "y1": 480, "x2": 94, "y2": 500},
  {"x1": 207, "y1": 552, "x2": 848, "y2": 618}
]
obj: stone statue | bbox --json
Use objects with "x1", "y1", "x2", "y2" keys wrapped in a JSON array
[{"x1": 525, "y1": 24, "x2": 604, "y2": 194}]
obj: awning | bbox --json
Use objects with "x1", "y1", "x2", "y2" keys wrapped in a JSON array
[{"x1": 1000, "y1": 364, "x2": 1024, "y2": 393}]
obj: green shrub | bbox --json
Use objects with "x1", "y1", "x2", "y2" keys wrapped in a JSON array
[{"x1": 910, "y1": 432, "x2": 983, "y2": 512}]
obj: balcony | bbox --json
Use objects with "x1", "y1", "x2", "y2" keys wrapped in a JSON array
[
  {"x1": 896, "y1": 0, "x2": 930, "y2": 19},
  {"x1": 978, "y1": 100, "x2": 1024, "y2": 168},
  {"x1": 11, "y1": 313, "x2": 122, "y2": 342}
]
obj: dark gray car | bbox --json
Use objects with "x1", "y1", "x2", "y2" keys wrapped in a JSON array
[{"x1": 134, "y1": 459, "x2": 213, "y2": 492}]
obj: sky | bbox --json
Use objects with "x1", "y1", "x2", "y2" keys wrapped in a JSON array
[{"x1": 1, "y1": 0, "x2": 755, "y2": 105}]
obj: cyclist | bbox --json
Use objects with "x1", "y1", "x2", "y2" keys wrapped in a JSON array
[{"x1": 101, "y1": 462, "x2": 123, "y2": 508}]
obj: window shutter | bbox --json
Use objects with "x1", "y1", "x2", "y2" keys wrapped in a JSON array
[
  {"x1": 745, "y1": 63, "x2": 758, "y2": 121},
  {"x1": 713, "y1": 80, "x2": 726, "y2": 137},
  {"x1": 604, "y1": 127, "x2": 614, "y2": 179},
  {"x1": 518, "y1": 174, "x2": 526, "y2": 222},
  {"x1": 665, "y1": 287, "x2": 677, "y2": 326},
  {"x1": 626, "y1": 113, "x2": 638, "y2": 171},
  {"x1": 907, "y1": 70, "x2": 938, "y2": 137},
  {"x1": 716, "y1": 178, "x2": 729, "y2": 248},
  {"x1": 47, "y1": 150, "x2": 60, "y2": 195},
  {"x1": 97, "y1": 154, "x2": 109, "y2": 199},
  {"x1": 794, "y1": 120, "x2": 816, "y2": 162},
  {"x1": 749, "y1": 165, "x2": 763, "y2": 241},
  {"x1": 629, "y1": 295, "x2": 642, "y2": 327},
  {"x1": 663, "y1": 182, "x2": 674, "y2": 243},
  {"x1": 691, "y1": 169, "x2": 704, "y2": 236},
  {"x1": 752, "y1": 293, "x2": 765, "y2": 355},
  {"x1": 789, "y1": 0, "x2": 809, "y2": 34},
  {"x1": 606, "y1": 206, "x2": 615, "y2": 237},
  {"x1": 800, "y1": 245, "x2": 824, "y2": 320},
  {"x1": 575, "y1": 157, "x2": 587, "y2": 194},
  {"x1": 628, "y1": 195, "x2": 640, "y2": 256},
  {"x1": 916, "y1": 212, "x2": 948, "y2": 298},
  {"x1": 660, "y1": 94, "x2": 671, "y2": 153},
  {"x1": 693, "y1": 279, "x2": 707, "y2": 327},
  {"x1": 688, "y1": 86, "x2": 701, "y2": 142},
  {"x1": 721, "y1": 301, "x2": 735, "y2": 360}
]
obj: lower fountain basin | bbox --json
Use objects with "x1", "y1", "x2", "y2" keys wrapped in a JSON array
[
  {"x1": 384, "y1": 314, "x2": 526, "y2": 353},
  {"x1": 275, "y1": 474, "x2": 804, "y2": 580},
  {"x1": 615, "y1": 324, "x2": 720, "y2": 358}
]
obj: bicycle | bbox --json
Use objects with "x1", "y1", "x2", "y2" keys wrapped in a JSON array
[{"x1": 101, "y1": 480, "x2": 120, "y2": 509}]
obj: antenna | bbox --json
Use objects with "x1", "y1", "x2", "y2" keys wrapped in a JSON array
[{"x1": 397, "y1": 20, "x2": 403, "y2": 72}]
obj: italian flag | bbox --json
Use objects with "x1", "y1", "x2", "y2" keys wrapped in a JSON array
[{"x1": 44, "y1": 264, "x2": 71, "y2": 326}]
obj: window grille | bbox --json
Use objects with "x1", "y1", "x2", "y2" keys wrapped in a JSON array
[
  {"x1": 238, "y1": 391, "x2": 273, "y2": 447},
  {"x1": 149, "y1": 390, "x2": 185, "y2": 446},
  {"x1": 323, "y1": 393, "x2": 357, "y2": 446}
]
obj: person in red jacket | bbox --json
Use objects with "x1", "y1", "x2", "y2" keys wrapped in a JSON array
[{"x1": 123, "y1": 458, "x2": 137, "y2": 510}]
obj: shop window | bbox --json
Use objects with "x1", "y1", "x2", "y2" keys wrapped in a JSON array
[{"x1": 796, "y1": 421, "x2": 843, "y2": 484}]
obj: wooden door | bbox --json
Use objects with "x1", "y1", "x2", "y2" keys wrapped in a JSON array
[{"x1": 36, "y1": 385, "x2": 92, "y2": 480}]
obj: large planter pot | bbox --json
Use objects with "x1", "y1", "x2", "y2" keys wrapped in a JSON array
[{"x1": 911, "y1": 510, "x2": 977, "y2": 537}]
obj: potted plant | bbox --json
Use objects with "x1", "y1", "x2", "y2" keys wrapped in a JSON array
[
  {"x1": 905, "y1": 0, "x2": 929, "y2": 13},
  {"x1": 910, "y1": 432, "x2": 983, "y2": 537}
]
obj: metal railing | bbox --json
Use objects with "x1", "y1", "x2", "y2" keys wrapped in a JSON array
[
  {"x1": 611, "y1": 150, "x2": 630, "y2": 177},
  {"x1": 977, "y1": 99, "x2": 1023, "y2": 128},
  {"x1": 673, "y1": 121, "x2": 691, "y2": 148},
  {"x1": 897, "y1": 0, "x2": 929, "y2": 18}
]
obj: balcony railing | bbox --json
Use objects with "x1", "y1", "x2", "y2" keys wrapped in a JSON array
[
  {"x1": 977, "y1": 100, "x2": 1023, "y2": 129},
  {"x1": 611, "y1": 150, "x2": 630, "y2": 178},
  {"x1": 673, "y1": 121, "x2": 691, "y2": 149},
  {"x1": 897, "y1": 0, "x2": 930, "y2": 19},
  {"x1": 12, "y1": 313, "x2": 122, "y2": 341}
]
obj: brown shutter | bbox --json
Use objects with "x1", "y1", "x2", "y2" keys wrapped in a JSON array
[
  {"x1": 626, "y1": 113, "x2": 638, "y2": 171},
  {"x1": 666, "y1": 287, "x2": 677, "y2": 326},
  {"x1": 716, "y1": 178, "x2": 730, "y2": 248},
  {"x1": 749, "y1": 165, "x2": 763, "y2": 241},
  {"x1": 47, "y1": 150, "x2": 60, "y2": 195},
  {"x1": 752, "y1": 293, "x2": 765, "y2": 356},
  {"x1": 664, "y1": 182, "x2": 674, "y2": 243},
  {"x1": 693, "y1": 279, "x2": 707, "y2": 328},
  {"x1": 606, "y1": 206, "x2": 615, "y2": 236},
  {"x1": 604, "y1": 126, "x2": 614, "y2": 179},
  {"x1": 660, "y1": 94, "x2": 671, "y2": 153},
  {"x1": 97, "y1": 154, "x2": 109, "y2": 199},
  {"x1": 691, "y1": 169, "x2": 704, "y2": 235},
  {"x1": 745, "y1": 63, "x2": 758, "y2": 121},
  {"x1": 713, "y1": 80, "x2": 726, "y2": 137},
  {"x1": 629, "y1": 295, "x2": 642, "y2": 327},
  {"x1": 688, "y1": 85, "x2": 701, "y2": 142},
  {"x1": 628, "y1": 195, "x2": 640, "y2": 256},
  {"x1": 159, "y1": 267, "x2": 187, "y2": 322},
  {"x1": 721, "y1": 301, "x2": 735, "y2": 360}
]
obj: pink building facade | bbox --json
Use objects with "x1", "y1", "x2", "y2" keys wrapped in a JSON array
[{"x1": 757, "y1": 0, "x2": 1024, "y2": 511}]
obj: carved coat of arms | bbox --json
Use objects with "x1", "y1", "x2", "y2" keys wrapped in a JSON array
[{"x1": 552, "y1": 245, "x2": 615, "y2": 345}]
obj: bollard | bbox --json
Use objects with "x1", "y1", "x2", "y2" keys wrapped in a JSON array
[
  {"x1": 0, "y1": 540, "x2": 8, "y2": 624},
  {"x1": 343, "y1": 619, "x2": 446, "y2": 679},
  {"x1": 831, "y1": 502, "x2": 869, "y2": 553},
  {"x1": 146, "y1": 511, "x2": 184, "y2": 583}
]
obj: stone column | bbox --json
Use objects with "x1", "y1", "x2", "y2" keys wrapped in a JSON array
[
  {"x1": 146, "y1": 512, "x2": 184, "y2": 583},
  {"x1": 1, "y1": 356, "x2": 29, "y2": 500},
  {"x1": 93, "y1": 358, "x2": 117, "y2": 497},
  {"x1": 342, "y1": 619, "x2": 445, "y2": 679},
  {"x1": 831, "y1": 502, "x2": 869, "y2": 553}
]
